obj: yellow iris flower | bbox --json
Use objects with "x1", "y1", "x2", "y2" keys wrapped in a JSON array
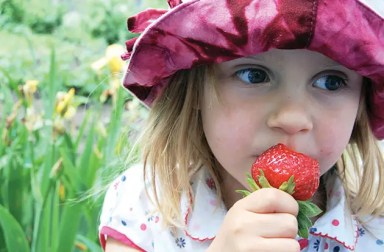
[
  {"x1": 91, "y1": 44, "x2": 125, "y2": 75},
  {"x1": 22, "y1": 80, "x2": 39, "y2": 105},
  {"x1": 55, "y1": 88, "x2": 76, "y2": 119}
]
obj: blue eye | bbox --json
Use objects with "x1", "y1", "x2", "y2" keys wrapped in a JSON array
[
  {"x1": 314, "y1": 75, "x2": 346, "y2": 91},
  {"x1": 235, "y1": 68, "x2": 270, "y2": 84}
]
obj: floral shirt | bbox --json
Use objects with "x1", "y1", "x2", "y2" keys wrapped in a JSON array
[{"x1": 99, "y1": 165, "x2": 384, "y2": 251}]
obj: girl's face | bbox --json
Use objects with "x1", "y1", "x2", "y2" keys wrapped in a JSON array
[{"x1": 201, "y1": 49, "x2": 363, "y2": 190}]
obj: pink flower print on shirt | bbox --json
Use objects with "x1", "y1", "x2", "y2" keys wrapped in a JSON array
[
  {"x1": 113, "y1": 181, "x2": 120, "y2": 190},
  {"x1": 205, "y1": 177, "x2": 216, "y2": 190}
]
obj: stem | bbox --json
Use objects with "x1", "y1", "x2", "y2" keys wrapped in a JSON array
[{"x1": 31, "y1": 179, "x2": 55, "y2": 252}]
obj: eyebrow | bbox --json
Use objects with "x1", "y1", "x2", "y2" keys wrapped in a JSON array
[
  {"x1": 244, "y1": 55, "x2": 346, "y2": 70},
  {"x1": 321, "y1": 64, "x2": 344, "y2": 68},
  {"x1": 321, "y1": 65, "x2": 353, "y2": 73},
  {"x1": 243, "y1": 55, "x2": 266, "y2": 61}
]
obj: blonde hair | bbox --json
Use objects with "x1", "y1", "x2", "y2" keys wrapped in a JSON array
[
  {"x1": 139, "y1": 66, "x2": 384, "y2": 228},
  {"x1": 337, "y1": 80, "x2": 384, "y2": 218},
  {"x1": 140, "y1": 65, "x2": 220, "y2": 228}
]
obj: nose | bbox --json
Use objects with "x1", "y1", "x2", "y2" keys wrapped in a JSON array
[{"x1": 266, "y1": 98, "x2": 313, "y2": 135}]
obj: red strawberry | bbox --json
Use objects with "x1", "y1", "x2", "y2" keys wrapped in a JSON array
[
  {"x1": 251, "y1": 143, "x2": 320, "y2": 201},
  {"x1": 237, "y1": 143, "x2": 322, "y2": 238}
]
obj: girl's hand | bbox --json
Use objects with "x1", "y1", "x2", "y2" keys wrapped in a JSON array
[{"x1": 207, "y1": 188, "x2": 300, "y2": 252}]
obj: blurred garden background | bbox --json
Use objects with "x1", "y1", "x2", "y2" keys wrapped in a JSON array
[{"x1": 0, "y1": 0, "x2": 167, "y2": 251}]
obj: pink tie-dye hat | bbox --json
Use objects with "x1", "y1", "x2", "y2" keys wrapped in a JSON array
[{"x1": 122, "y1": 0, "x2": 384, "y2": 139}]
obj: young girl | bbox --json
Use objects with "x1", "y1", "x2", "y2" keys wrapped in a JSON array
[{"x1": 99, "y1": 0, "x2": 384, "y2": 251}]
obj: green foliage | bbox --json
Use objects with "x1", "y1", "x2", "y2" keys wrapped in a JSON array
[
  {"x1": 0, "y1": 0, "x2": 64, "y2": 33},
  {"x1": 0, "y1": 46, "x2": 147, "y2": 251},
  {"x1": 0, "y1": 0, "x2": 158, "y2": 251},
  {"x1": 88, "y1": 0, "x2": 168, "y2": 44},
  {"x1": 89, "y1": 0, "x2": 128, "y2": 45},
  {"x1": 26, "y1": 7, "x2": 63, "y2": 34},
  {"x1": 0, "y1": 205, "x2": 29, "y2": 252},
  {"x1": 0, "y1": 0, "x2": 25, "y2": 24}
]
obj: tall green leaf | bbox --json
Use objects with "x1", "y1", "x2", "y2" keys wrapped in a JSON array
[{"x1": 0, "y1": 204, "x2": 30, "y2": 252}]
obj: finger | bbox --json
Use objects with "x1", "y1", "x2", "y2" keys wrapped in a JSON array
[
  {"x1": 249, "y1": 213, "x2": 298, "y2": 238},
  {"x1": 253, "y1": 237, "x2": 300, "y2": 252},
  {"x1": 238, "y1": 188, "x2": 299, "y2": 216}
]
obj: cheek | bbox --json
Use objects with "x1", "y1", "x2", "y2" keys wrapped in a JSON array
[
  {"x1": 202, "y1": 110, "x2": 251, "y2": 154},
  {"x1": 316, "y1": 110, "x2": 358, "y2": 175},
  {"x1": 201, "y1": 100, "x2": 262, "y2": 180},
  {"x1": 201, "y1": 88, "x2": 259, "y2": 154}
]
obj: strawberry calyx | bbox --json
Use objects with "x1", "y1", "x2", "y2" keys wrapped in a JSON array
[{"x1": 237, "y1": 170, "x2": 322, "y2": 238}]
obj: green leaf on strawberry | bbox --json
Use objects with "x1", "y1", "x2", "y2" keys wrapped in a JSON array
[{"x1": 298, "y1": 200, "x2": 323, "y2": 218}]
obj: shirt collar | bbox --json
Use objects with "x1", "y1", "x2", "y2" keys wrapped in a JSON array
[
  {"x1": 311, "y1": 170, "x2": 384, "y2": 250},
  {"x1": 181, "y1": 167, "x2": 384, "y2": 249},
  {"x1": 181, "y1": 168, "x2": 226, "y2": 241},
  {"x1": 309, "y1": 171, "x2": 359, "y2": 250}
]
